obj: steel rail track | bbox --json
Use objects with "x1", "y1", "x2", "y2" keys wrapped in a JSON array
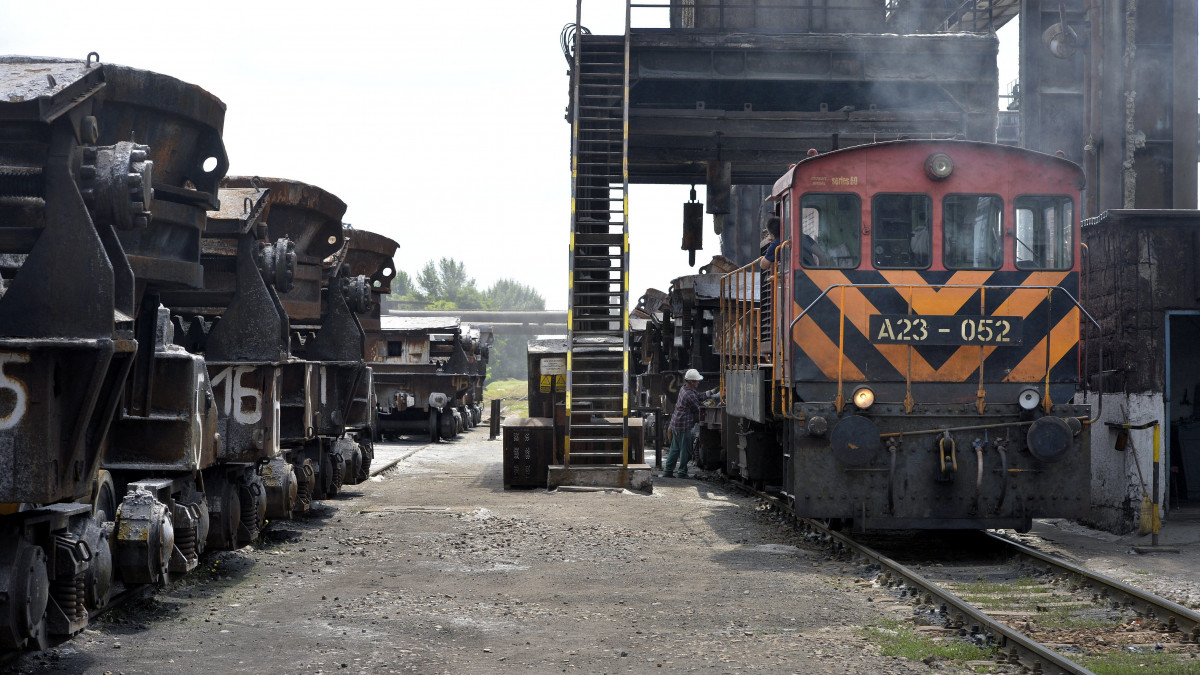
[
  {"x1": 733, "y1": 474, "x2": 1200, "y2": 673},
  {"x1": 729, "y1": 480, "x2": 1097, "y2": 674},
  {"x1": 799, "y1": 517, "x2": 1096, "y2": 675},
  {"x1": 985, "y1": 531, "x2": 1200, "y2": 644}
]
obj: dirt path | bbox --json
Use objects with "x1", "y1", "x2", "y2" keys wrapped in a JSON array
[{"x1": 8, "y1": 428, "x2": 983, "y2": 674}]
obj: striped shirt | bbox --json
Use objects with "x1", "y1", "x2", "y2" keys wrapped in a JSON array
[{"x1": 670, "y1": 384, "x2": 704, "y2": 432}]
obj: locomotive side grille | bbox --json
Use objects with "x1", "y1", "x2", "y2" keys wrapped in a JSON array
[{"x1": 564, "y1": 8, "x2": 630, "y2": 466}]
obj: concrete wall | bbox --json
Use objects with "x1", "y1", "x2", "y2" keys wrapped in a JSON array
[
  {"x1": 1080, "y1": 210, "x2": 1200, "y2": 532},
  {"x1": 1081, "y1": 212, "x2": 1199, "y2": 393},
  {"x1": 1079, "y1": 391, "x2": 1166, "y2": 533}
]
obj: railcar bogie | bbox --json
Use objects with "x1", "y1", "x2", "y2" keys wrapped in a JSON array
[{"x1": 368, "y1": 317, "x2": 492, "y2": 443}]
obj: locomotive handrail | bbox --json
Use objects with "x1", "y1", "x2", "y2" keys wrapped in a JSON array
[
  {"x1": 770, "y1": 241, "x2": 792, "y2": 419},
  {"x1": 788, "y1": 282, "x2": 1101, "y2": 333}
]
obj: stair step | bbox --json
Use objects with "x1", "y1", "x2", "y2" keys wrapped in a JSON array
[
  {"x1": 568, "y1": 403, "x2": 625, "y2": 410},
  {"x1": 567, "y1": 408, "x2": 624, "y2": 414},
  {"x1": 574, "y1": 185, "x2": 626, "y2": 193},
  {"x1": 573, "y1": 233, "x2": 624, "y2": 245}
]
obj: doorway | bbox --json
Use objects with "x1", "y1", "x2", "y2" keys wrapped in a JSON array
[{"x1": 1167, "y1": 312, "x2": 1200, "y2": 506}]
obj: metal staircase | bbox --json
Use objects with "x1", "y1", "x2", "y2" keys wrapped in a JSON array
[{"x1": 565, "y1": 1, "x2": 631, "y2": 467}]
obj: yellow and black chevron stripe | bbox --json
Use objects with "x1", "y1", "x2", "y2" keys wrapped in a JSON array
[{"x1": 790, "y1": 269, "x2": 1080, "y2": 399}]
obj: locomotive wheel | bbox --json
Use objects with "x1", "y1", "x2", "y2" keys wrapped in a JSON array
[
  {"x1": 357, "y1": 439, "x2": 374, "y2": 482},
  {"x1": 440, "y1": 410, "x2": 459, "y2": 440},
  {"x1": 0, "y1": 539, "x2": 50, "y2": 650},
  {"x1": 205, "y1": 476, "x2": 241, "y2": 551},
  {"x1": 91, "y1": 469, "x2": 117, "y2": 522},
  {"x1": 429, "y1": 410, "x2": 440, "y2": 443}
]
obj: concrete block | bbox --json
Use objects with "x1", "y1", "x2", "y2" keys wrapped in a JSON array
[{"x1": 547, "y1": 464, "x2": 654, "y2": 493}]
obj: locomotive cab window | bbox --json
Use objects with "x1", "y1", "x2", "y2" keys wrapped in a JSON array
[
  {"x1": 872, "y1": 193, "x2": 932, "y2": 269},
  {"x1": 943, "y1": 194, "x2": 1003, "y2": 270},
  {"x1": 1015, "y1": 195, "x2": 1073, "y2": 270},
  {"x1": 798, "y1": 193, "x2": 860, "y2": 268}
]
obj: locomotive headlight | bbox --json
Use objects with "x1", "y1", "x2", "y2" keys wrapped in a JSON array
[
  {"x1": 852, "y1": 386, "x2": 875, "y2": 410},
  {"x1": 1018, "y1": 387, "x2": 1041, "y2": 411},
  {"x1": 924, "y1": 152, "x2": 954, "y2": 181}
]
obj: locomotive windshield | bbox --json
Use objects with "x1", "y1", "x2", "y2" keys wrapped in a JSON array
[
  {"x1": 799, "y1": 193, "x2": 860, "y2": 268},
  {"x1": 871, "y1": 193, "x2": 932, "y2": 269},
  {"x1": 1015, "y1": 195, "x2": 1074, "y2": 270},
  {"x1": 943, "y1": 194, "x2": 1003, "y2": 270}
]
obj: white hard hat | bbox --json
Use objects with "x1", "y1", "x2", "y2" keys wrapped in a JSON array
[{"x1": 684, "y1": 369, "x2": 703, "y2": 381}]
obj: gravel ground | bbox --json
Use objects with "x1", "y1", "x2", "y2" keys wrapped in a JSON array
[
  {"x1": 9, "y1": 428, "x2": 1198, "y2": 675},
  {"x1": 5, "y1": 429, "x2": 983, "y2": 675},
  {"x1": 1018, "y1": 511, "x2": 1200, "y2": 612}
]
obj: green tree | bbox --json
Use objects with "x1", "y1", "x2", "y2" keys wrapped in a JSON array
[
  {"x1": 392, "y1": 269, "x2": 411, "y2": 296},
  {"x1": 482, "y1": 278, "x2": 546, "y2": 382},
  {"x1": 484, "y1": 278, "x2": 545, "y2": 311},
  {"x1": 413, "y1": 258, "x2": 484, "y2": 309},
  {"x1": 383, "y1": 269, "x2": 415, "y2": 312}
]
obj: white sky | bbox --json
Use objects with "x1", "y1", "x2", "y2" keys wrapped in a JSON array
[{"x1": 2, "y1": 2, "x2": 1022, "y2": 311}]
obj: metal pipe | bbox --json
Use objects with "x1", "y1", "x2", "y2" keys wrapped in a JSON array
[
  {"x1": 1151, "y1": 423, "x2": 1162, "y2": 546},
  {"x1": 887, "y1": 439, "x2": 897, "y2": 515},
  {"x1": 384, "y1": 310, "x2": 567, "y2": 324},
  {"x1": 973, "y1": 439, "x2": 984, "y2": 514},
  {"x1": 994, "y1": 438, "x2": 1009, "y2": 514}
]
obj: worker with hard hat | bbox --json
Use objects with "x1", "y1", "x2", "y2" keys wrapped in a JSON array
[{"x1": 662, "y1": 368, "x2": 717, "y2": 479}]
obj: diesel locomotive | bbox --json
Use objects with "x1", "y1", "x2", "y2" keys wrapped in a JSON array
[{"x1": 720, "y1": 140, "x2": 1095, "y2": 531}]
